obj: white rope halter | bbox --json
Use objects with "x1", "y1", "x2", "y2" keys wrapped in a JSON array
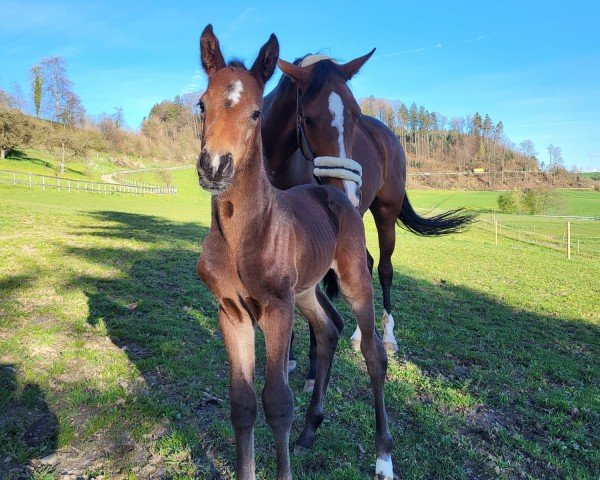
[{"x1": 313, "y1": 156, "x2": 363, "y2": 187}]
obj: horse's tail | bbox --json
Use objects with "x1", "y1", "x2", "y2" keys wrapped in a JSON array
[
  {"x1": 397, "y1": 194, "x2": 475, "y2": 235},
  {"x1": 322, "y1": 269, "x2": 340, "y2": 300}
]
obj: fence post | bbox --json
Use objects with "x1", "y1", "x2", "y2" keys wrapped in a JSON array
[
  {"x1": 29, "y1": 173, "x2": 32, "y2": 188},
  {"x1": 567, "y1": 221, "x2": 571, "y2": 259},
  {"x1": 57, "y1": 178, "x2": 60, "y2": 192},
  {"x1": 494, "y1": 220, "x2": 498, "y2": 246},
  {"x1": 13, "y1": 173, "x2": 16, "y2": 185},
  {"x1": 42, "y1": 177, "x2": 45, "y2": 191}
]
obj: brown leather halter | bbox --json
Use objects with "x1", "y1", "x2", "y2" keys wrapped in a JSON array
[{"x1": 295, "y1": 86, "x2": 324, "y2": 185}]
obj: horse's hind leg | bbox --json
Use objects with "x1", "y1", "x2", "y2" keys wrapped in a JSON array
[
  {"x1": 350, "y1": 248, "x2": 374, "y2": 350},
  {"x1": 334, "y1": 255, "x2": 394, "y2": 480},
  {"x1": 294, "y1": 286, "x2": 342, "y2": 451},
  {"x1": 371, "y1": 199, "x2": 399, "y2": 353}
]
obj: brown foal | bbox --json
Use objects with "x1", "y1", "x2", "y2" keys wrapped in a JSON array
[{"x1": 195, "y1": 25, "x2": 394, "y2": 480}]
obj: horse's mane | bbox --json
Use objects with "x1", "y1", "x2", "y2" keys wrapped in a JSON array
[{"x1": 302, "y1": 60, "x2": 345, "y2": 100}]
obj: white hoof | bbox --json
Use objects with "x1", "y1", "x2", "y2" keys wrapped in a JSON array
[
  {"x1": 350, "y1": 338, "x2": 361, "y2": 352},
  {"x1": 303, "y1": 379, "x2": 315, "y2": 393},
  {"x1": 383, "y1": 340, "x2": 398, "y2": 354},
  {"x1": 287, "y1": 360, "x2": 297, "y2": 374}
]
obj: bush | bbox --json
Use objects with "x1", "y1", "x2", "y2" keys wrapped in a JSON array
[
  {"x1": 497, "y1": 191, "x2": 517, "y2": 213},
  {"x1": 497, "y1": 188, "x2": 565, "y2": 214}
]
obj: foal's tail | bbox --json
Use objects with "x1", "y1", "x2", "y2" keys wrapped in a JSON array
[
  {"x1": 398, "y1": 194, "x2": 475, "y2": 235},
  {"x1": 322, "y1": 269, "x2": 340, "y2": 300}
]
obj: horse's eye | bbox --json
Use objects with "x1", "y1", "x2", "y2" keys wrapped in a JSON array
[
  {"x1": 251, "y1": 110, "x2": 261, "y2": 121},
  {"x1": 198, "y1": 100, "x2": 205, "y2": 113},
  {"x1": 304, "y1": 116, "x2": 316, "y2": 128}
]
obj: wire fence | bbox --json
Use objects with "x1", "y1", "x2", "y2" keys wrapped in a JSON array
[
  {"x1": 475, "y1": 214, "x2": 600, "y2": 259},
  {"x1": 0, "y1": 169, "x2": 177, "y2": 195}
]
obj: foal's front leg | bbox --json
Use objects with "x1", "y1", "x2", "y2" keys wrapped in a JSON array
[
  {"x1": 219, "y1": 307, "x2": 257, "y2": 480},
  {"x1": 259, "y1": 300, "x2": 295, "y2": 480}
]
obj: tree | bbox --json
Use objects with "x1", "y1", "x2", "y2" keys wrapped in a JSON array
[
  {"x1": 547, "y1": 144, "x2": 564, "y2": 168},
  {"x1": 41, "y1": 56, "x2": 74, "y2": 122},
  {"x1": 30, "y1": 65, "x2": 44, "y2": 117},
  {"x1": 519, "y1": 139, "x2": 537, "y2": 160},
  {"x1": 482, "y1": 114, "x2": 492, "y2": 139},
  {"x1": 0, "y1": 108, "x2": 32, "y2": 159},
  {"x1": 472, "y1": 112, "x2": 482, "y2": 136},
  {"x1": 0, "y1": 89, "x2": 15, "y2": 109}
]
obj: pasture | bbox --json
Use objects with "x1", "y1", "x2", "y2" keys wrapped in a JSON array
[{"x1": 1, "y1": 167, "x2": 599, "y2": 479}]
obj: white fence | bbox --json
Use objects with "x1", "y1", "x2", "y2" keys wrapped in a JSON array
[{"x1": 0, "y1": 170, "x2": 177, "y2": 195}]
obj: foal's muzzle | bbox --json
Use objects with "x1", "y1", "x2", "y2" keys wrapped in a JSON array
[{"x1": 197, "y1": 150, "x2": 234, "y2": 193}]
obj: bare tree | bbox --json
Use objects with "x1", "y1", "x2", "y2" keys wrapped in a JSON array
[{"x1": 41, "y1": 56, "x2": 74, "y2": 122}]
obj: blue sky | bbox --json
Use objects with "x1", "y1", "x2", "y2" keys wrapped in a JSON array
[{"x1": 1, "y1": 0, "x2": 599, "y2": 169}]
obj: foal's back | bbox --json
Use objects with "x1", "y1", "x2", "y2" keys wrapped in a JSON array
[{"x1": 279, "y1": 184, "x2": 366, "y2": 293}]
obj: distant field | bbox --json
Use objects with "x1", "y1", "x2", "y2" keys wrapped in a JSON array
[{"x1": 1, "y1": 166, "x2": 598, "y2": 480}]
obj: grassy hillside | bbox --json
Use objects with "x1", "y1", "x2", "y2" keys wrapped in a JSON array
[{"x1": 1, "y1": 167, "x2": 598, "y2": 480}]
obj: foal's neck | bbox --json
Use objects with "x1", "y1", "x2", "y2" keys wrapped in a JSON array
[{"x1": 213, "y1": 132, "x2": 274, "y2": 233}]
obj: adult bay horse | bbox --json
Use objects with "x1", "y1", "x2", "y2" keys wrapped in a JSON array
[
  {"x1": 196, "y1": 25, "x2": 394, "y2": 480},
  {"x1": 262, "y1": 53, "x2": 473, "y2": 364}
]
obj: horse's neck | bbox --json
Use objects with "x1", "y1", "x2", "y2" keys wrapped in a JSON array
[{"x1": 263, "y1": 79, "x2": 298, "y2": 169}]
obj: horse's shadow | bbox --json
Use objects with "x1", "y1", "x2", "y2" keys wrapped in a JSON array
[
  {"x1": 0, "y1": 363, "x2": 58, "y2": 479},
  {"x1": 66, "y1": 210, "x2": 598, "y2": 479}
]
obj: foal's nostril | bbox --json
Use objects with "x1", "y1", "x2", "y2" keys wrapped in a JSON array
[
  {"x1": 198, "y1": 150, "x2": 211, "y2": 174},
  {"x1": 220, "y1": 153, "x2": 233, "y2": 176}
]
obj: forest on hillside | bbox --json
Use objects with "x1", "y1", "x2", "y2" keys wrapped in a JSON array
[{"x1": 0, "y1": 56, "x2": 590, "y2": 189}]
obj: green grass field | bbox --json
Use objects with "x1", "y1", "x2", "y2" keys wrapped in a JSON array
[{"x1": 1, "y1": 166, "x2": 599, "y2": 479}]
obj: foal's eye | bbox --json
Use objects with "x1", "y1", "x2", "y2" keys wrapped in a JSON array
[
  {"x1": 197, "y1": 100, "x2": 205, "y2": 113},
  {"x1": 304, "y1": 117, "x2": 316, "y2": 128},
  {"x1": 251, "y1": 110, "x2": 261, "y2": 121}
]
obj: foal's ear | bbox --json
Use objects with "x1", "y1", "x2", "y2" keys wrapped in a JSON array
[
  {"x1": 277, "y1": 59, "x2": 311, "y2": 86},
  {"x1": 200, "y1": 24, "x2": 226, "y2": 78},
  {"x1": 250, "y1": 34, "x2": 279, "y2": 87},
  {"x1": 340, "y1": 48, "x2": 376, "y2": 81}
]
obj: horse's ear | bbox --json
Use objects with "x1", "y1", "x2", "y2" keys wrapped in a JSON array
[
  {"x1": 278, "y1": 58, "x2": 311, "y2": 86},
  {"x1": 250, "y1": 34, "x2": 279, "y2": 87},
  {"x1": 200, "y1": 24, "x2": 226, "y2": 77},
  {"x1": 340, "y1": 48, "x2": 376, "y2": 80}
]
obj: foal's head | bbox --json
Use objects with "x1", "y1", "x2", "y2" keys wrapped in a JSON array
[
  {"x1": 278, "y1": 51, "x2": 375, "y2": 207},
  {"x1": 197, "y1": 25, "x2": 279, "y2": 194}
]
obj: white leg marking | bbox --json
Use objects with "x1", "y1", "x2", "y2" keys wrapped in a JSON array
[
  {"x1": 227, "y1": 79, "x2": 244, "y2": 105},
  {"x1": 382, "y1": 310, "x2": 398, "y2": 352},
  {"x1": 350, "y1": 324, "x2": 361, "y2": 351},
  {"x1": 375, "y1": 454, "x2": 394, "y2": 479}
]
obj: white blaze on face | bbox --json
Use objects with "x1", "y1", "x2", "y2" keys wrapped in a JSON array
[
  {"x1": 227, "y1": 80, "x2": 244, "y2": 106},
  {"x1": 328, "y1": 91, "x2": 360, "y2": 208}
]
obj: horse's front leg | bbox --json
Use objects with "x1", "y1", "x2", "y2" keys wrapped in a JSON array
[
  {"x1": 219, "y1": 306, "x2": 257, "y2": 480},
  {"x1": 259, "y1": 299, "x2": 295, "y2": 480}
]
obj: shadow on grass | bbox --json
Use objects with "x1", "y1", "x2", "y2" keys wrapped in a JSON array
[
  {"x1": 58, "y1": 210, "x2": 598, "y2": 479},
  {"x1": 0, "y1": 364, "x2": 58, "y2": 479},
  {"x1": 6, "y1": 149, "x2": 86, "y2": 177}
]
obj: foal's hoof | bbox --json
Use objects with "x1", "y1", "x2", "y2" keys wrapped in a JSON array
[
  {"x1": 303, "y1": 379, "x2": 315, "y2": 393},
  {"x1": 293, "y1": 444, "x2": 310, "y2": 456},
  {"x1": 350, "y1": 339, "x2": 361, "y2": 352},
  {"x1": 384, "y1": 341, "x2": 398, "y2": 354},
  {"x1": 287, "y1": 360, "x2": 297, "y2": 374}
]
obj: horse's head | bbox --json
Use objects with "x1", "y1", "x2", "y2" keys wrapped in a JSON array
[
  {"x1": 196, "y1": 24, "x2": 279, "y2": 194},
  {"x1": 278, "y1": 50, "x2": 375, "y2": 208}
]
